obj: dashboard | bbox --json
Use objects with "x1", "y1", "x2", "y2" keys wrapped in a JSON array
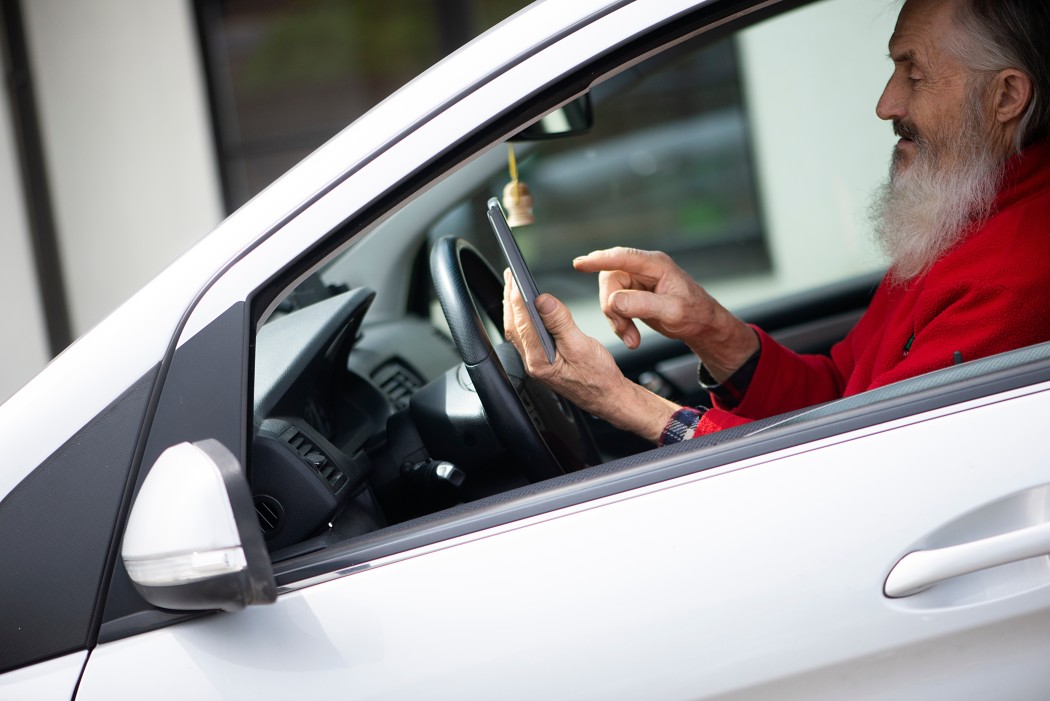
[{"x1": 251, "y1": 287, "x2": 471, "y2": 559}]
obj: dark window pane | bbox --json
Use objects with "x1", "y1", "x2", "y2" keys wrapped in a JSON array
[{"x1": 197, "y1": 0, "x2": 530, "y2": 210}]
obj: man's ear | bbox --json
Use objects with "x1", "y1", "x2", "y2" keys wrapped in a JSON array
[{"x1": 992, "y1": 68, "x2": 1033, "y2": 124}]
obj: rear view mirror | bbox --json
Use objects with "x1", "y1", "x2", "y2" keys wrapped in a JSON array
[
  {"x1": 121, "y1": 439, "x2": 275, "y2": 612},
  {"x1": 512, "y1": 94, "x2": 592, "y2": 141}
]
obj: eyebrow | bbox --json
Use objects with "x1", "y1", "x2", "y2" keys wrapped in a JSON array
[
  {"x1": 887, "y1": 45, "x2": 923, "y2": 70},
  {"x1": 886, "y1": 31, "x2": 919, "y2": 64},
  {"x1": 888, "y1": 45, "x2": 915, "y2": 63}
]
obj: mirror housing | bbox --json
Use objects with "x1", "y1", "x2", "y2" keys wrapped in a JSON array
[
  {"x1": 512, "y1": 94, "x2": 592, "y2": 141},
  {"x1": 122, "y1": 439, "x2": 275, "y2": 612}
]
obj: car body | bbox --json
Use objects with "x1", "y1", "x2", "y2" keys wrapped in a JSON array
[{"x1": 2, "y1": 0, "x2": 1050, "y2": 698}]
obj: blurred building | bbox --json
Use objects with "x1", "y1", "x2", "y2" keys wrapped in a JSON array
[{"x1": 0, "y1": 0, "x2": 526, "y2": 402}]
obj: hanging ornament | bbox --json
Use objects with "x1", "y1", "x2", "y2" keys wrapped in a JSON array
[{"x1": 502, "y1": 145, "x2": 535, "y2": 227}]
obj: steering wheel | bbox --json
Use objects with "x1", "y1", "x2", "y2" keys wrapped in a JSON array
[{"x1": 429, "y1": 236, "x2": 600, "y2": 482}]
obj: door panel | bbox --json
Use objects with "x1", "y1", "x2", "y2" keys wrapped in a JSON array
[
  {"x1": 78, "y1": 387, "x2": 1050, "y2": 700},
  {"x1": 0, "y1": 652, "x2": 86, "y2": 701}
]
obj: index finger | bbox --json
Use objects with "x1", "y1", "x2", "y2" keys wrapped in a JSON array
[{"x1": 572, "y1": 247, "x2": 665, "y2": 279}]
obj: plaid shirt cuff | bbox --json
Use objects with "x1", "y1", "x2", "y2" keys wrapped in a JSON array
[{"x1": 659, "y1": 406, "x2": 708, "y2": 446}]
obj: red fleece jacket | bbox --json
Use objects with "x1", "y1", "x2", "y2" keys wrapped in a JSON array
[{"x1": 695, "y1": 138, "x2": 1050, "y2": 436}]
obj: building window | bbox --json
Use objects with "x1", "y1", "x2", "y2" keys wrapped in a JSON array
[{"x1": 195, "y1": 0, "x2": 531, "y2": 211}]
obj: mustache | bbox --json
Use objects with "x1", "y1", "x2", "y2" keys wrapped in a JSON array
[{"x1": 893, "y1": 119, "x2": 921, "y2": 141}]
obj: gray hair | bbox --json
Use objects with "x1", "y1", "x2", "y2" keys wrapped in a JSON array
[{"x1": 947, "y1": 0, "x2": 1050, "y2": 154}]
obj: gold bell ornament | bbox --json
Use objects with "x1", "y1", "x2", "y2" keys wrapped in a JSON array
[{"x1": 502, "y1": 145, "x2": 535, "y2": 227}]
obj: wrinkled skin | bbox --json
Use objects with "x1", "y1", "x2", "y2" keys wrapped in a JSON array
[
  {"x1": 503, "y1": 268, "x2": 678, "y2": 443},
  {"x1": 572, "y1": 247, "x2": 758, "y2": 381},
  {"x1": 502, "y1": 248, "x2": 757, "y2": 443},
  {"x1": 876, "y1": 0, "x2": 1030, "y2": 173}
]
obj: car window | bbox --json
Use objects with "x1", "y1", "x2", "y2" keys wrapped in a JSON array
[
  {"x1": 428, "y1": 0, "x2": 897, "y2": 342},
  {"x1": 248, "y1": 0, "x2": 905, "y2": 569}
]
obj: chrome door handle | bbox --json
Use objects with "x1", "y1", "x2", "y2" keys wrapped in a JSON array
[{"x1": 885, "y1": 521, "x2": 1050, "y2": 598}]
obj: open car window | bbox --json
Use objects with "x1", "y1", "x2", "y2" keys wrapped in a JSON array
[{"x1": 242, "y1": 0, "x2": 1023, "y2": 582}]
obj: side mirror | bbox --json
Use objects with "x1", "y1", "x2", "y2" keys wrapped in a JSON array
[
  {"x1": 121, "y1": 439, "x2": 275, "y2": 612},
  {"x1": 512, "y1": 94, "x2": 592, "y2": 141}
]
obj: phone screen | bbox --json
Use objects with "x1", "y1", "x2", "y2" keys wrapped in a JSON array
[{"x1": 487, "y1": 197, "x2": 557, "y2": 364}]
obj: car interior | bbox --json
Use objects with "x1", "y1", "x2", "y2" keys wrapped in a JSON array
[{"x1": 235, "y1": 0, "x2": 1050, "y2": 587}]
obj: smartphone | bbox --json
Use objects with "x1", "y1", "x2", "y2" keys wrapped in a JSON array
[{"x1": 487, "y1": 197, "x2": 557, "y2": 364}]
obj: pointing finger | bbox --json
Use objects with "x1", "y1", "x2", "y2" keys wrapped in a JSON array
[{"x1": 573, "y1": 247, "x2": 668, "y2": 281}]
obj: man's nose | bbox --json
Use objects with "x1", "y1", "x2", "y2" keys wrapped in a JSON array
[{"x1": 876, "y1": 76, "x2": 905, "y2": 122}]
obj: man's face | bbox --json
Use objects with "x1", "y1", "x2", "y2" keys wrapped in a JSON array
[
  {"x1": 870, "y1": 0, "x2": 1009, "y2": 283},
  {"x1": 876, "y1": 0, "x2": 984, "y2": 176}
]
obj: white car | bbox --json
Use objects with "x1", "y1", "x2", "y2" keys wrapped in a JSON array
[{"x1": 3, "y1": 0, "x2": 1050, "y2": 698}]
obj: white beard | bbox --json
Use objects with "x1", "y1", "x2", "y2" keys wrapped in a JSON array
[{"x1": 870, "y1": 103, "x2": 1004, "y2": 284}]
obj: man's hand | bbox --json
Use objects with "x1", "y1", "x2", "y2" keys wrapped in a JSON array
[
  {"x1": 573, "y1": 247, "x2": 758, "y2": 382},
  {"x1": 502, "y1": 269, "x2": 680, "y2": 443}
]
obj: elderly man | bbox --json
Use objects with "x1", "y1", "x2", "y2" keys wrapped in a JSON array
[{"x1": 503, "y1": 0, "x2": 1050, "y2": 445}]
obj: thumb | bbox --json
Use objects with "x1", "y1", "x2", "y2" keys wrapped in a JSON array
[{"x1": 535, "y1": 293, "x2": 578, "y2": 340}]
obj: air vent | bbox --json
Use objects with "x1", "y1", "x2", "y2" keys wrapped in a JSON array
[
  {"x1": 280, "y1": 426, "x2": 347, "y2": 492},
  {"x1": 372, "y1": 359, "x2": 424, "y2": 410},
  {"x1": 254, "y1": 495, "x2": 284, "y2": 540}
]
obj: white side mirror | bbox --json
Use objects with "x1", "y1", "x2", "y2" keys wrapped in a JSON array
[{"x1": 122, "y1": 439, "x2": 275, "y2": 611}]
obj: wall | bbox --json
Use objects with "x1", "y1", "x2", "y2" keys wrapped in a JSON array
[
  {"x1": 0, "y1": 68, "x2": 48, "y2": 402},
  {"x1": 714, "y1": 0, "x2": 900, "y2": 308},
  {"x1": 0, "y1": 0, "x2": 224, "y2": 402}
]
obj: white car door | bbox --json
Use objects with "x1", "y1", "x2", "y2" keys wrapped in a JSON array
[{"x1": 77, "y1": 381, "x2": 1050, "y2": 700}]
